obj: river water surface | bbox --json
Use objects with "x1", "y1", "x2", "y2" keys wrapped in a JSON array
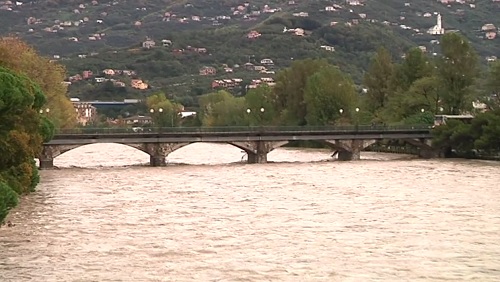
[{"x1": 1, "y1": 143, "x2": 499, "y2": 281}]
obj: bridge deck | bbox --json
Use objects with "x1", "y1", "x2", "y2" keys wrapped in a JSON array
[{"x1": 47, "y1": 125, "x2": 433, "y2": 145}]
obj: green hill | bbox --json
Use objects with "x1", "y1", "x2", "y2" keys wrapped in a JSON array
[{"x1": 1, "y1": 0, "x2": 499, "y2": 104}]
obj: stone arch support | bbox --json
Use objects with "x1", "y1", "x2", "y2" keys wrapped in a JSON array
[
  {"x1": 403, "y1": 138, "x2": 440, "y2": 159},
  {"x1": 38, "y1": 144, "x2": 85, "y2": 169},
  {"x1": 141, "y1": 142, "x2": 191, "y2": 166},
  {"x1": 230, "y1": 141, "x2": 288, "y2": 164},
  {"x1": 324, "y1": 139, "x2": 377, "y2": 161}
]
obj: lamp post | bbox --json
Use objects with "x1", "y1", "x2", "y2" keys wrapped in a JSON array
[
  {"x1": 246, "y1": 107, "x2": 265, "y2": 128},
  {"x1": 149, "y1": 108, "x2": 164, "y2": 127},
  {"x1": 246, "y1": 108, "x2": 251, "y2": 127},
  {"x1": 355, "y1": 107, "x2": 360, "y2": 130}
]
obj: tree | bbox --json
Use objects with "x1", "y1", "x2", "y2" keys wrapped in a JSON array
[
  {"x1": 304, "y1": 66, "x2": 358, "y2": 125},
  {"x1": 392, "y1": 48, "x2": 434, "y2": 92},
  {"x1": 244, "y1": 85, "x2": 278, "y2": 126},
  {"x1": 198, "y1": 90, "x2": 247, "y2": 126},
  {"x1": 472, "y1": 110, "x2": 500, "y2": 154},
  {"x1": 0, "y1": 37, "x2": 76, "y2": 128},
  {"x1": 363, "y1": 47, "x2": 394, "y2": 116},
  {"x1": 436, "y1": 33, "x2": 479, "y2": 114},
  {"x1": 272, "y1": 59, "x2": 331, "y2": 125},
  {"x1": 0, "y1": 66, "x2": 52, "y2": 224},
  {"x1": 485, "y1": 61, "x2": 500, "y2": 110},
  {"x1": 386, "y1": 76, "x2": 441, "y2": 122},
  {"x1": 146, "y1": 92, "x2": 183, "y2": 127}
]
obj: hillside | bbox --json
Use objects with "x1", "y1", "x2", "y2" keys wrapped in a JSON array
[{"x1": 1, "y1": 0, "x2": 499, "y2": 105}]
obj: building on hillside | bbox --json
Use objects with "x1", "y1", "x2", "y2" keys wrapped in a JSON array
[
  {"x1": 73, "y1": 102, "x2": 97, "y2": 126},
  {"x1": 199, "y1": 66, "x2": 217, "y2": 76},
  {"x1": 123, "y1": 115, "x2": 152, "y2": 125},
  {"x1": 131, "y1": 79, "x2": 149, "y2": 89},
  {"x1": 142, "y1": 39, "x2": 156, "y2": 49},
  {"x1": 428, "y1": 13, "x2": 445, "y2": 35}
]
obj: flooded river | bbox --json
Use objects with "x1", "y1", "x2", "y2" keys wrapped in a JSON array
[{"x1": 1, "y1": 143, "x2": 499, "y2": 281}]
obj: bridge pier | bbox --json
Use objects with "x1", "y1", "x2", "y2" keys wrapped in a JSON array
[
  {"x1": 38, "y1": 145, "x2": 58, "y2": 170},
  {"x1": 404, "y1": 138, "x2": 441, "y2": 159},
  {"x1": 39, "y1": 159, "x2": 54, "y2": 170},
  {"x1": 150, "y1": 155, "x2": 166, "y2": 167},
  {"x1": 231, "y1": 141, "x2": 288, "y2": 164},
  {"x1": 326, "y1": 139, "x2": 376, "y2": 161},
  {"x1": 337, "y1": 150, "x2": 358, "y2": 161},
  {"x1": 418, "y1": 147, "x2": 442, "y2": 159},
  {"x1": 247, "y1": 151, "x2": 267, "y2": 164},
  {"x1": 143, "y1": 143, "x2": 181, "y2": 167}
]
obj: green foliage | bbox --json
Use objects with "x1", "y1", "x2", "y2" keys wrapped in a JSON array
[
  {"x1": 485, "y1": 61, "x2": 500, "y2": 110},
  {"x1": 363, "y1": 47, "x2": 394, "y2": 116},
  {"x1": 402, "y1": 111, "x2": 434, "y2": 126},
  {"x1": 472, "y1": 111, "x2": 500, "y2": 153},
  {"x1": 0, "y1": 180, "x2": 18, "y2": 224},
  {"x1": 436, "y1": 33, "x2": 479, "y2": 115},
  {"x1": 146, "y1": 92, "x2": 183, "y2": 127},
  {"x1": 245, "y1": 86, "x2": 277, "y2": 126},
  {"x1": 304, "y1": 65, "x2": 358, "y2": 125},
  {"x1": 40, "y1": 116, "x2": 56, "y2": 141},
  {"x1": 0, "y1": 65, "x2": 52, "y2": 223},
  {"x1": 432, "y1": 111, "x2": 500, "y2": 156},
  {"x1": 272, "y1": 59, "x2": 331, "y2": 125},
  {"x1": 392, "y1": 47, "x2": 434, "y2": 92}
]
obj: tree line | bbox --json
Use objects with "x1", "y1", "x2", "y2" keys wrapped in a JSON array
[
  {"x1": 0, "y1": 37, "x2": 75, "y2": 225},
  {"x1": 147, "y1": 32, "x2": 499, "y2": 155}
]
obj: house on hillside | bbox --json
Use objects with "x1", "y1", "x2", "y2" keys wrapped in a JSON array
[
  {"x1": 260, "y1": 58, "x2": 274, "y2": 65},
  {"x1": 247, "y1": 30, "x2": 261, "y2": 39},
  {"x1": 199, "y1": 66, "x2": 217, "y2": 76},
  {"x1": 142, "y1": 39, "x2": 156, "y2": 49},
  {"x1": 131, "y1": 79, "x2": 148, "y2": 89}
]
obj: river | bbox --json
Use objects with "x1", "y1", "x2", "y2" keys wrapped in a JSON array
[{"x1": 1, "y1": 143, "x2": 499, "y2": 281}]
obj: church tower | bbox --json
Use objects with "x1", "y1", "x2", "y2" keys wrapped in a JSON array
[{"x1": 427, "y1": 13, "x2": 445, "y2": 35}]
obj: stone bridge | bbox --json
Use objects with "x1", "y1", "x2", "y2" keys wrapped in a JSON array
[{"x1": 39, "y1": 125, "x2": 436, "y2": 169}]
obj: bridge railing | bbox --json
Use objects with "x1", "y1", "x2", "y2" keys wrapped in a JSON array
[{"x1": 55, "y1": 125, "x2": 433, "y2": 135}]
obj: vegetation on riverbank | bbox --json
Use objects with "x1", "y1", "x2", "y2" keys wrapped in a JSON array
[
  {"x1": 0, "y1": 39, "x2": 69, "y2": 225},
  {"x1": 142, "y1": 32, "x2": 498, "y2": 156},
  {"x1": 0, "y1": 66, "x2": 55, "y2": 224}
]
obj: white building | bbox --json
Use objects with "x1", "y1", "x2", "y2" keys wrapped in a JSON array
[{"x1": 428, "y1": 13, "x2": 445, "y2": 35}]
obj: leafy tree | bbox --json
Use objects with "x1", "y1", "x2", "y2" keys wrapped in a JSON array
[
  {"x1": 432, "y1": 120, "x2": 474, "y2": 155},
  {"x1": 363, "y1": 47, "x2": 394, "y2": 118},
  {"x1": 244, "y1": 85, "x2": 277, "y2": 126},
  {"x1": 436, "y1": 33, "x2": 479, "y2": 114},
  {"x1": 392, "y1": 48, "x2": 434, "y2": 92},
  {"x1": 0, "y1": 37, "x2": 76, "y2": 128},
  {"x1": 304, "y1": 65, "x2": 358, "y2": 125},
  {"x1": 472, "y1": 110, "x2": 500, "y2": 154},
  {"x1": 272, "y1": 59, "x2": 331, "y2": 125},
  {"x1": 197, "y1": 90, "x2": 248, "y2": 126},
  {"x1": 198, "y1": 90, "x2": 235, "y2": 126},
  {"x1": 485, "y1": 61, "x2": 500, "y2": 110},
  {"x1": 0, "y1": 66, "x2": 52, "y2": 224},
  {"x1": 146, "y1": 92, "x2": 183, "y2": 127},
  {"x1": 211, "y1": 96, "x2": 247, "y2": 126},
  {"x1": 387, "y1": 76, "x2": 441, "y2": 121},
  {"x1": 0, "y1": 181, "x2": 18, "y2": 224}
]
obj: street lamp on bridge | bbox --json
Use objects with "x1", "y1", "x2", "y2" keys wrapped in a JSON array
[
  {"x1": 39, "y1": 108, "x2": 50, "y2": 114},
  {"x1": 149, "y1": 108, "x2": 164, "y2": 127},
  {"x1": 355, "y1": 107, "x2": 360, "y2": 130},
  {"x1": 246, "y1": 107, "x2": 265, "y2": 126}
]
